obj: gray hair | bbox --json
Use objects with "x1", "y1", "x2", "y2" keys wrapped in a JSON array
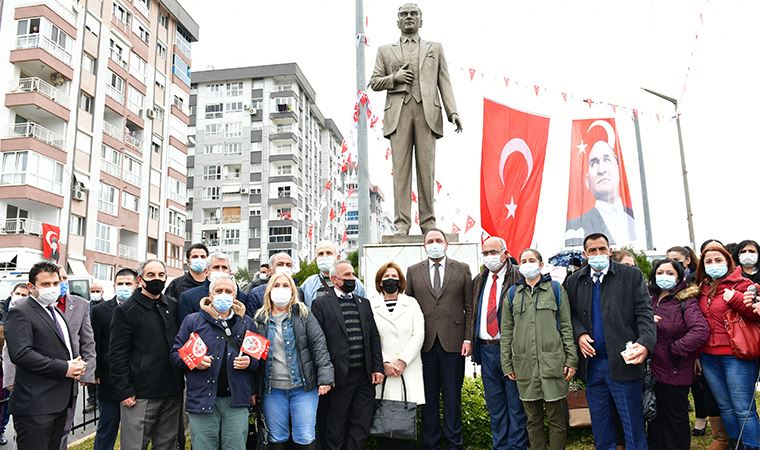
[
  {"x1": 208, "y1": 252, "x2": 231, "y2": 267},
  {"x1": 137, "y1": 259, "x2": 166, "y2": 277},
  {"x1": 269, "y1": 252, "x2": 292, "y2": 267},
  {"x1": 209, "y1": 275, "x2": 238, "y2": 295},
  {"x1": 485, "y1": 236, "x2": 508, "y2": 253},
  {"x1": 315, "y1": 240, "x2": 337, "y2": 254},
  {"x1": 329, "y1": 259, "x2": 354, "y2": 277}
]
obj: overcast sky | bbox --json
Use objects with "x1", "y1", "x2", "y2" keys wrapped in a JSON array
[{"x1": 182, "y1": 0, "x2": 760, "y2": 254}]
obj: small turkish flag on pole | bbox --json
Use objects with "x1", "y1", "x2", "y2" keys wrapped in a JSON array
[
  {"x1": 342, "y1": 231, "x2": 348, "y2": 243},
  {"x1": 42, "y1": 223, "x2": 60, "y2": 262},
  {"x1": 324, "y1": 180, "x2": 332, "y2": 191},
  {"x1": 240, "y1": 331, "x2": 269, "y2": 360},
  {"x1": 451, "y1": 223, "x2": 461, "y2": 234},
  {"x1": 329, "y1": 208, "x2": 335, "y2": 221},
  {"x1": 411, "y1": 191, "x2": 417, "y2": 203},
  {"x1": 178, "y1": 332, "x2": 208, "y2": 369},
  {"x1": 436, "y1": 180, "x2": 442, "y2": 194},
  {"x1": 464, "y1": 215, "x2": 476, "y2": 234}
]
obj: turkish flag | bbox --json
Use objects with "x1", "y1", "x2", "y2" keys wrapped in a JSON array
[
  {"x1": 329, "y1": 208, "x2": 335, "y2": 221},
  {"x1": 436, "y1": 180, "x2": 442, "y2": 194},
  {"x1": 308, "y1": 224, "x2": 314, "y2": 240},
  {"x1": 178, "y1": 332, "x2": 208, "y2": 369},
  {"x1": 480, "y1": 100, "x2": 550, "y2": 255},
  {"x1": 240, "y1": 331, "x2": 269, "y2": 360},
  {"x1": 451, "y1": 223, "x2": 461, "y2": 234},
  {"x1": 42, "y1": 223, "x2": 60, "y2": 262},
  {"x1": 464, "y1": 215, "x2": 476, "y2": 234},
  {"x1": 324, "y1": 180, "x2": 332, "y2": 191},
  {"x1": 411, "y1": 191, "x2": 417, "y2": 203}
]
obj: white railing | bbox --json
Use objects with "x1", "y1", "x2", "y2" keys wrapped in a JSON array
[
  {"x1": 122, "y1": 170, "x2": 141, "y2": 186},
  {"x1": 221, "y1": 238, "x2": 240, "y2": 246},
  {"x1": 106, "y1": 84, "x2": 124, "y2": 103},
  {"x1": 118, "y1": 244, "x2": 138, "y2": 260},
  {"x1": 168, "y1": 191, "x2": 186, "y2": 204},
  {"x1": 175, "y1": 32, "x2": 191, "y2": 57},
  {"x1": 223, "y1": 147, "x2": 242, "y2": 156},
  {"x1": 203, "y1": 238, "x2": 219, "y2": 246},
  {"x1": 1, "y1": 218, "x2": 42, "y2": 236},
  {"x1": 15, "y1": 33, "x2": 72, "y2": 65},
  {"x1": 102, "y1": 122, "x2": 123, "y2": 140},
  {"x1": 7, "y1": 122, "x2": 64, "y2": 149},
  {"x1": 221, "y1": 215, "x2": 240, "y2": 224},
  {"x1": 125, "y1": 133, "x2": 142, "y2": 149},
  {"x1": 15, "y1": 77, "x2": 69, "y2": 107},
  {"x1": 109, "y1": 49, "x2": 128, "y2": 69},
  {"x1": 97, "y1": 199, "x2": 116, "y2": 215},
  {"x1": 101, "y1": 159, "x2": 121, "y2": 177},
  {"x1": 202, "y1": 216, "x2": 220, "y2": 225}
]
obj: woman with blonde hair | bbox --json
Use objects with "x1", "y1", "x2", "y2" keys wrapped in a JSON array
[{"x1": 253, "y1": 272, "x2": 333, "y2": 450}]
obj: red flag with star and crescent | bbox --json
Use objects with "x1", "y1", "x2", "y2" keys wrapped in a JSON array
[{"x1": 480, "y1": 99, "x2": 550, "y2": 255}]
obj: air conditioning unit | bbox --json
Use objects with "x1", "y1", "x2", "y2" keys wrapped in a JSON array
[
  {"x1": 244, "y1": 105, "x2": 258, "y2": 115},
  {"x1": 145, "y1": 109, "x2": 156, "y2": 119},
  {"x1": 239, "y1": 187, "x2": 248, "y2": 194},
  {"x1": 74, "y1": 181, "x2": 87, "y2": 191},
  {"x1": 72, "y1": 188, "x2": 85, "y2": 201},
  {"x1": 49, "y1": 72, "x2": 65, "y2": 86}
]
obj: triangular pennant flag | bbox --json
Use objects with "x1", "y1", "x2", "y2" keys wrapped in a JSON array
[
  {"x1": 308, "y1": 224, "x2": 314, "y2": 240},
  {"x1": 324, "y1": 180, "x2": 332, "y2": 191},
  {"x1": 340, "y1": 202, "x2": 347, "y2": 216},
  {"x1": 451, "y1": 223, "x2": 461, "y2": 234},
  {"x1": 341, "y1": 140, "x2": 348, "y2": 154},
  {"x1": 632, "y1": 108, "x2": 639, "y2": 119},
  {"x1": 480, "y1": 230, "x2": 491, "y2": 246},
  {"x1": 352, "y1": 103, "x2": 359, "y2": 123},
  {"x1": 342, "y1": 231, "x2": 348, "y2": 243},
  {"x1": 414, "y1": 211, "x2": 419, "y2": 225},
  {"x1": 464, "y1": 215, "x2": 476, "y2": 233},
  {"x1": 534, "y1": 85, "x2": 540, "y2": 96},
  {"x1": 561, "y1": 92, "x2": 567, "y2": 102},
  {"x1": 584, "y1": 99, "x2": 593, "y2": 108},
  {"x1": 611, "y1": 104, "x2": 617, "y2": 113},
  {"x1": 411, "y1": 191, "x2": 417, "y2": 203},
  {"x1": 436, "y1": 180, "x2": 442, "y2": 194},
  {"x1": 348, "y1": 186, "x2": 355, "y2": 198},
  {"x1": 504, "y1": 77, "x2": 510, "y2": 87},
  {"x1": 329, "y1": 208, "x2": 335, "y2": 221},
  {"x1": 468, "y1": 68, "x2": 476, "y2": 80},
  {"x1": 385, "y1": 147, "x2": 391, "y2": 160}
]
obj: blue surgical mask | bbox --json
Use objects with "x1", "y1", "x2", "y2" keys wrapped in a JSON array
[
  {"x1": 59, "y1": 281, "x2": 69, "y2": 297},
  {"x1": 115, "y1": 286, "x2": 134, "y2": 302},
  {"x1": 587, "y1": 255, "x2": 609, "y2": 271},
  {"x1": 189, "y1": 258, "x2": 208, "y2": 273},
  {"x1": 212, "y1": 293, "x2": 234, "y2": 313},
  {"x1": 426, "y1": 243, "x2": 446, "y2": 260},
  {"x1": 705, "y1": 263, "x2": 728, "y2": 279},
  {"x1": 655, "y1": 275, "x2": 677, "y2": 291}
]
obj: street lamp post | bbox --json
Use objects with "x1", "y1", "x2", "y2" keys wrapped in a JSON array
[{"x1": 641, "y1": 88, "x2": 695, "y2": 248}]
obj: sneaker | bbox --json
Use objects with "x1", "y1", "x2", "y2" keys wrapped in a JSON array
[{"x1": 0, "y1": 434, "x2": 7, "y2": 445}]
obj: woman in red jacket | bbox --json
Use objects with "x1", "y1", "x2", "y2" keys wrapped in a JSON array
[{"x1": 697, "y1": 242, "x2": 760, "y2": 450}]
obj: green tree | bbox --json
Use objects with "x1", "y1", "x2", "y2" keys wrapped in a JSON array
[
  {"x1": 293, "y1": 258, "x2": 319, "y2": 285},
  {"x1": 234, "y1": 267, "x2": 253, "y2": 285},
  {"x1": 348, "y1": 250, "x2": 360, "y2": 277},
  {"x1": 623, "y1": 247, "x2": 653, "y2": 278}
]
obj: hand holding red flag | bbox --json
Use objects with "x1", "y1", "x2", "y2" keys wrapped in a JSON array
[
  {"x1": 240, "y1": 331, "x2": 269, "y2": 360},
  {"x1": 178, "y1": 332, "x2": 208, "y2": 370}
]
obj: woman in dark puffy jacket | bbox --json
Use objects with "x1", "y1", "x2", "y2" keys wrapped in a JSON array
[
  {"x1": 170, "y1": 275, "x2": 259, "y2": 450},
  {"x1": 253, "y1": 272, "x2": 333, "y2": 450},
  {"x1": 646, "y1": 259, "x2": 709, "y2": 450}
]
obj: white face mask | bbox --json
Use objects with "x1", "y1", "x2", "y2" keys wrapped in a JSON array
[
  {"x1": 519, "y1": 263, "x2": 542, "y2": 280},
  {"x1": 739, "y1": 252, "x2": 758, "y2": 267},
  {"x1": 270, "y1": 287, "x2": 292, "y2": 307},
  {"x1": 208, "y1": 271, "x2": 229, "y2": 283},
  {"x1": 9, "y1": 295, "x2": 24, "y2": 309},
  {"x1": 90, "y1": 293, "x2": 102, "y2": 302},
  {"x1": 36, "y1": 286, "x2": 60, "y2": 307},
  {"x1": 426, "y1": 243, "x2": 446, "y2": 259},
  {"x1": 317, "y1": 256, "x2": 335, "y2": 273},
  {"x1": 483, "y1": 254, "x2": 503, "y2": 272},
  {"x1": 274, "y1": 266, "x2": 293, "y2": 277}
]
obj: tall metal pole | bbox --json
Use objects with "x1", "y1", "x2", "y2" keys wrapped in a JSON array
[
  {"x1": 632, "y1": 112, "x2": 653, "y2": 250},
  {"x1": 642, "y1": 88, "x2": 696, "y2": 248},
  {"x1": 355, "y1": 0, "x2": 370, "y2": 261}
]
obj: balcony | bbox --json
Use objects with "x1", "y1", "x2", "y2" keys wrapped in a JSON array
[
  {"x1": 15, "y1": 33, "x2": 71, "y2": 66},
  {"x1": 101, "y1": 158, "x2": 120, "y2": 177},
  {"x1": 102, "y1": 121, "x2": 123, "y2": 141},
  {"x1": 221, "y1": 238, "x2": 240, "y2": 246},
  {"x1": 270, "y1": 104, "x2": 298, "y2": 124},
  {"x1": 106, "y1": 84, "x2": 124, "y2": 103},
  {"x1": 109, "y1": 49, "x2": 128, "y2": 70},
  {"x1": 202, "y1": 216, "x2": 220, "y2": 225},
  {"x1": 5, "y1": 122, "x2": 64, "y2": 149},
  {"x1": 125, "y1": 132, "x2": 142, "y2": 150},
  {"x1": 14, "y1": 77, "x2": 69, "y2": 107},
  {"x1": 118, "y1": 244, "x2": 138, "y2": 261},
  {"x1": 268, "y1": 126, "x2": 297, "y2": 144},
  {"x1": 168, "y1": 190, "x2": 186, "y2": 204},
  {"x1": 0, "y1": 218, "x2": 42, "y2": 236},
  {"x1": 221, "y1": 215, "x2": 240, "y2": 224},
  {"x1": 202, "y1": 238, "x2": 219, "y2": 247}
]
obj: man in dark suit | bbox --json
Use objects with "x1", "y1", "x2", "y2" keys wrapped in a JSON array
[
  {"x1": 311, "y1": 260, "x2": 383, "y2": 450},
  {"x1": 471, "y1": 237, "x2": 527, "y2": 450},
  {"x1": 5, "y1": 261, "x2": 88, "y2": 450},
  {"x1": 405, "y1": 228, "x2": 473, "y2": 450},
  {"x1": 565, "y1": 233, "x2": 655, "y2": 450},
  {"x1": 91, "y1": 268, "x2": 137, "y2": 450}
]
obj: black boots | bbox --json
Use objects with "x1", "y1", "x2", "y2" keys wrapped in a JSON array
[{"x1": 294, "y1": 443, "x2": 317, "y2": 450}]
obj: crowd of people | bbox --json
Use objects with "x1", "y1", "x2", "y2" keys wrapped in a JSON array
[{"x1": 0, "y1": 233, "x2": 758, "y2": 450}]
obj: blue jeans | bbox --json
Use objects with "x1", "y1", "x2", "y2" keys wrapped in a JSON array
[
  {"x1": 587, "y1": 355, "x2": 648, "y2": 450},
  {"x1": 700, "y1": 354, "x2": 760, "y2": 447},
  {"x1": 480, "y1": 342, "x2": 527, "y2": 449},
  {"x1": 262, "y1": 387, "x2": 319, "y2": 444},
  {"x1": 93, "y1": 400, "x2": 120, "y2": 450},
  {"x1": 188, "y1": 396, "x2": 249, "y2": 450}
]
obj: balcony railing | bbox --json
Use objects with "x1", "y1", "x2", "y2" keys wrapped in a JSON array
[
  {"x1": 221, "y1": 215, "x2": 240, "y2": 224},
  {"x1": 175, "y1": 32, "x2": 191, "y2": 57},
  {"x1": 168, "y1": 191, "x2": 186, "y2": 204},
  {"x1": 221, "y1": 238, "x2": 240, "y2": 246},
  {"x1": 102, "y1": 122, "x2": 123, "y2": 141},
  {"x1": 15, "y1": 33, "x2": 72, "y2": 66},
  {"x1": 6, "y1": 122, "x2": 64, "y2": 149},
  {"x1": 202, "y1": 216, "x2": 220, "y2": 225},
  {"x1": 106, "y1": 84, "x2": 124, "y2": 103},
  {"x1": 109, "y1": 49, "x2": 128, "y2": 69},
  {"x1": 101, "y1": 159, "x2": 121, "y2": 177},
  {"x1": 118, "y1": 244, "x2": 138, "y2": 260},
  {"x1": 122, "y1": 170, "x2": 141, "y2": 187},
  {"x1": 202, "y1": 238, "x2": 219, "y2": 247},
  {"x1": 1, "y1": 218, "x2": 42, "y2": 236},
  {"x1": 15, "y1": 77, "x2": 69, "y2": 107},
  {"x1": 125, "y1": 133, "x2": 142, "y2": 149}
]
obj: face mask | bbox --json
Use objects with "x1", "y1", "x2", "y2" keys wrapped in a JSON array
[
  {"x1": 317, "y1": 256, "x2": 335, "y2": 273},
  {"x1": 90, "y1": 293, "x2": 102, "y2": 302},
  {"x1": 36, "y1": 286, "x2": 60, "y2": 306},
  {"x1": 270, "y1": 287, "x2": 292, "y2": 307},
  {"x1": 519, "y1": 263, "x2": 541, "y2": 280},
  {"x1": 739, "y1": 253, "x2": 759, "y2": 267},
  {"x1": 483, "y1": 254, "x2": 504, "y2": 272},
  {"x1": 588, "y1": 255, "x2": 610, "y2": 271},
  {"x1": 425, "y1": 243, "x2": 446, "y2": 260},
  {"x1": 189, "y1": 258, "x2": 208, "y2": 273},
  {"x1": 381, "y1": 278, "x2": 400, "y2": 294},
  {"x1": 59, "y1": 281, "x2": 69, "y2": 297},
  {"x1": 258, "y1": 273, "x2": 268, "y2": 280},
  {"x1": 208, "y1": 271, "x2": 229, "y2": 283},
  {"x1": 275, "y1": 266, "x2": 292, "y2": 277},
  {"x1": 339, "y1": 278, "x2": 356, "y2": 294},
  {"x1": 212, "y1": 293, "x2": 234, "y2": 313},
  {"x1": 705, "y1": 263, "x2": 728, "y2": 279},
  {"x1": 142, "y1": 278, "x2": 165, "y2": 296},
  {"x1": 115, "y1": 286, "x2": 134, "y2": 302},
  {"x1": 655, "y1": 274, "x2": 677, "y2": 290},
  {"x1": 9, "y1": 295, "x2": 24, "y2": 309}
]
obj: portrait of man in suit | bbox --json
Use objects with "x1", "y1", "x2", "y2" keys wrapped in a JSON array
[
  {"x1": 369, "y1": 3, "x2": 462, "y2": 235},
  {"x1": 565, "y1": 140, "x2": 636, "y2": 247}
]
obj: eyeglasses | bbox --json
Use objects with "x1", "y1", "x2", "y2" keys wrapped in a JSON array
[{"x1": 481, "y1": 250, "x2": 502, "y2": 257}]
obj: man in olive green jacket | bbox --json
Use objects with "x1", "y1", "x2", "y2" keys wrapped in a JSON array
[{"x1": 501, "y1": 248, "x2": 578, "y2": 450}]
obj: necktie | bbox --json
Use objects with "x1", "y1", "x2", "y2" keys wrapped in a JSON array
[
  {"x1": 56, "y1": 296, "x2": 65, "y2": 313},
  {"x1": 46, "y1": 306, "x2": 66, "y2": 343},
  {"x1": 433, "y1": 263, "x2": 441, "y2": 294},
  {"x1": 591, "y1": 272, "x2": 606, "y2": 355},
  {"x1": 486, "y1": 274, "x2": 499, "y2": 338}
]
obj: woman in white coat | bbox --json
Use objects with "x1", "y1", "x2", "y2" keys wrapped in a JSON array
[{"x1": 370, "y1": 261, "x2": 425, "y2": 450}]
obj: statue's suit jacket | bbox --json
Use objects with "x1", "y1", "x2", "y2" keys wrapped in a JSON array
[{"x1": 370, "y1": 38, "x2": 457, "y2": 139}]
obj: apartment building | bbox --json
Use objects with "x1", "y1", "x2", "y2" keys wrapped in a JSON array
[
  {"x1": 343, "y1": 183, "x2": 391, "y2": 252},
  {"x1": 0, "y1": 0, "x2": 198, "y2": 281},
  {"x1": 188, "y1": 63, "x2": 347, "y2": 273}
]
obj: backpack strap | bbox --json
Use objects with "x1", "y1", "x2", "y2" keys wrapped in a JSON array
[
  {"x1": 507, "y1": 285, "x2": 517, "y2": 309},
  {"x1": 551, "y1": 280, "x2": 562, "y2": 332}
]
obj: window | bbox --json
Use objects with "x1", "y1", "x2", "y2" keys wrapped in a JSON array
[
  {"x1": 148, "y1": 203, "x2": 159, "y2": 220},
  {"x1": 250, "y1": 163, "x2": 262, "y2": 173},
  {"x1": 122, "y1": 191, "x2": 139, "y2": 211},
  {"x1": 202, "y1": 186, "x2": 220, "y2": 200},
  {"x1": 225, "y1": 82, "x2": 243, "y2": 96},
  {"x1": 250, "y1": 208, "x2": 261, "y2": 216},
  {"x1": 154, "y1": 106, "x2": 165, "y2": 121},
  {"x1": 204, "y1": 103, "x2": 223, "y2": 119},
  {"x1": 168, "y1": 178, "x2": 186, "y2": 204},
  {"x1": 83, "y1": 54, "x2": 96, "y2": 74},
  {"x1": 172, "y1": 55, "x2": 190, "y2": 86},
  {"x1": 79, "y1": 92, "x2": 93, "y2": 113},
  {"x1": 173, "y1": 95, "x2": 185, "y2": 109},
  {"x1": 225, "y1": 102, "x2": 243, "y2": 113},
  {"x1": 109, "y1": 39, "x2": 126, "y2": 68},
  {"x1": 222, "y1": 229, "x2": 240, "y2": 245},
  {"x1": 100, "y1": 145, "x2": 121, "y2": 177},
  {"x1": 95, "y1": 222, "x2": 113, "y2": 254},
  {"x1": 346, "y1": 224, "x2": 359, "y2": 235},
  {"x1": 167, "y1": 210, "x2": 184, "y2": 236},
  {"x1": 151, "y1": 141, "x2": 161, "y2": 154},
  {"x1": 156, "y1": 41, "x2": 167, "y2": 60},
  {"x1": 203, "y1": 165, "x2": 221, "y2": 181},
  {"x1": 122, "y1": 155, "x2": 141, "y2": 186},
  {"x1": 155, "y1": 71, "x2": 166, "y2": 89},
  {"x1": 277, "y1": 186, "x2": 291, "y2": 198},
  {"x1": 208, "y1": 84, "x2": 222, "y2": 96},
  {"x1": 98, "y1": 183, "x2": 118, "y2": 215},
  {"x1": 224, "y1": 165, "x2": 241, "y2": 180},
  {"x1": 70, "y1": 216, "x2": 85, "y2": 236},
  {"x1": 132, "y1": 18, "x2": 150, "y2": 44},
  {"x1": 250, "y1": 227, "x2": 260, "y2": 238},
  {"x1": 129, "y1": 52, "x2": 147, "y2": 81},
  {"x1": 134, "y1": 0, "x2": 150, "y2": 16},
  {"x1": 204, "y1": 124, "x2": 221, "y2": 136},
  {"x1": 159, "y1": 14, "x2": 168, "y2": 29},
  {"x1": 48, "y1": 23, "x2": 71, "y2": 52},
  {"x1": 112, "y1": 2, "x2": 131, "y2": 27},
  {"x1": 107, "y1": 71, "x2": 125, "y2": 102},
  {"x1": 275, "y1": 207, "x2": 292, "y2": 219},
  {"x1": 76, "y1": 131, "x2": 92, "y2": 154},
  {"x1": 277, "y1": 165, "x2": 292, "y2": 176},
  {"x1": 85, "y1": 12, "x2": 100, "y2": 36},
  {"x1": 150, "y1": 168, "x2": 161, "y2": 186},
  {"x1": 127, "y1": 86, "x2": 144, "y2": 113},
  {"x1": 224, "y1": 143, "x2": 242, "y2": 155},
  {"x1": 147, "y1": 237, "x2": 158, "y2": 254},
  {"x1": 93, "y1": 262, "x2": 114, "y2": 280},
  {"x1": 224, "y1": 122, "x2": 242, "y2": 138},
  {"x1": 203, "y1": 144, "x2": 222, "y2": 155},
  {"x1": 269, "y1": 226, "x2": 293, "y2": 243}
]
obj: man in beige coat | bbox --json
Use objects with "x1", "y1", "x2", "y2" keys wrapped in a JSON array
[{"x1": 369, "y1": 3, "x2": 462, "y2": 235}]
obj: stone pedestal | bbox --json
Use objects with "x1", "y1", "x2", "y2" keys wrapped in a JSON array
[{"x1": 380, "y1": 233, "x2": 460, "y2": 245}]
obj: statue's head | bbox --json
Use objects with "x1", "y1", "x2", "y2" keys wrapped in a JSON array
[{"x1": 397, "y1": 3, "x2": 422, "y2": 34}]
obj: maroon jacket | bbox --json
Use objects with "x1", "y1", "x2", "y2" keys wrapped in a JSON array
[
  {"x1": 698, "y1": 267, "x2": 757, "y2": 356},
  {"x1": 651, "y1": 283, "x2": 709, "y2": 386}
]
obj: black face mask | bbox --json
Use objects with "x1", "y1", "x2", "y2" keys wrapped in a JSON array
[
  {"x1": 381, "y1": 278, "x2": 400, "y2": 294},
  {"x1": 340, "y1": 278, "x2": 356, "y2": 294},
  {"x1": 142, "y1": 278, "x2": 165, "y2": 296}
]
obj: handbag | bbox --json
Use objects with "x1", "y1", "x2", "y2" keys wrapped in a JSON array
[
  {"x1": 724, "y1": 308, "x2": 760, "y2": 360},
  {"x1": 642, "y1": 358, "x2": 656, "y2": 422},
  {"x1": 246, "y1": 403, "x2": 270, "y2": 450},
  {"x1": 369, "y1": 375, "x2": 417, "y2": 441}
]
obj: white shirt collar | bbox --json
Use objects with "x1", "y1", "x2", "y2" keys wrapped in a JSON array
[{"x1": 428, "y1": 257, "x2": 446, "y2": 269}]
